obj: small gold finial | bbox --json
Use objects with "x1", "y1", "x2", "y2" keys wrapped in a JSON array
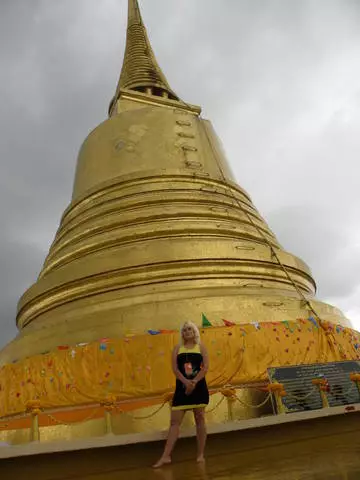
[{"x1": 109, "y1": 0, "x2": 179, "y2": 114}]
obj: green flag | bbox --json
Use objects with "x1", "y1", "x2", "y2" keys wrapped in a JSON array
[{"x1": 202, "y1": 313, "x2": 212, "y2": 327}]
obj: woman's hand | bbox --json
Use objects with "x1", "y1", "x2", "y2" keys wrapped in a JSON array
[
  {"x1": 184, "y1": 379, "x2": 197, "y2": 395},
  {"x1": 185, "y1": 383, "x2": 195, "y2": 395},
  {"x1": 183, "y1": 379, "x2": 192, "y2": 388}
]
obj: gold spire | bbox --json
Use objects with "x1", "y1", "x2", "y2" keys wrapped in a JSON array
[{"x1": 109, "y1": 0, "x2": 179, "y2": 114}]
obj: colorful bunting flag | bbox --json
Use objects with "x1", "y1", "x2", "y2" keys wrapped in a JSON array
[
  {"x1": 223, "y1": 319, "x2": 235, "y2": 327},
  {"x1": 148, "y1": 330, "x2": 161, "y2": 335},
  {"x1": 202, "y1": 313, "x2": 212, "y2": 327},
  {"x1": 308, "y1": 317, "x2": 318, "y2": 329}
]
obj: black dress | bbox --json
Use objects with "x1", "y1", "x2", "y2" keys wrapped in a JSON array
[{"x1": 172, "y1": 344, "x2": 209, "y2": 411}]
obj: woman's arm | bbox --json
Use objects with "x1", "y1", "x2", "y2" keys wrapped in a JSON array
[
  {"x1": 172, "y1": 345, "x2": 191, "y2": 386},
  {"x1": 192, "y1": 344, "x2": 209, "y2": 384}
]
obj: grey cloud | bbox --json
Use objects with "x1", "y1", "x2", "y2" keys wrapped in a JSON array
[
  {"x1": 0, "y1": 236, "x2": 45, "y2": 346},
  {"x1": 267, "y1": 206, "x2": 360, "y2": 299}
]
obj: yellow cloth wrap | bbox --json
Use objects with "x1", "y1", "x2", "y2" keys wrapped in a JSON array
[{"x1": 0, "y1": 319, "x2": 359, "y2": 419}]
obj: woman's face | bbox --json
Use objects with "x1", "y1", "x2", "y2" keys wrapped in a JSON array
[{"x1": 182, "y1": 324, "x2": 195, "y2": 341}]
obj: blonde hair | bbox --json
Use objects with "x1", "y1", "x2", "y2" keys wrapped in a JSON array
[{"x1": 180, "y1": 321, "x2": 201, "y2": 345}]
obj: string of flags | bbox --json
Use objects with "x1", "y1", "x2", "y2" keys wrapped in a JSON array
[
  {"x1": 48, "y1": 315, "x2": 355, "y2": 350},
  {"x1": 10, "y1": 313, "x2": 358, "y2": 362}
]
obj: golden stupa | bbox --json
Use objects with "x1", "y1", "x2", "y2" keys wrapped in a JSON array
[
  {"x1": 0, "y1": 0, "x2": 349, "y2": 367},
  {"x1": 1, "y1": 3, "x2": 360, "y2": 474}
]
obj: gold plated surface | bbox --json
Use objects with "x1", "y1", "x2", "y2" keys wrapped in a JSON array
[
  {"x1": 1, "y1": 413, "x2": 360, "y2": 479},
  {"x1": 0, "y1": 91, "x2": 349, "y2": 363},
  {"x1": 0, "y1": 0, "x2": 350, "y2": 367},
  {"x1": 0, "y1": 389, "x2": 271, "y2": 445},
  {"x1": 0, "y1": 0, "x2": 352, "y2": 446},
  {"x1": 109, "y1": 0, "x2": 179, "y2": 115}
]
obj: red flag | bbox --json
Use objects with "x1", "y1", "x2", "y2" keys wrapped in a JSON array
[
  {"x1": 99, "y1": 337, "x2": 110, "y2": 343},
  {"x1": 223, "y1": 319, "x2": 235, "y2": 327}
]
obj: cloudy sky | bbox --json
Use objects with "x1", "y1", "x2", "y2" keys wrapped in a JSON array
[{"x1": 0, "y1": 0, "x2": 359, "y2": 349}]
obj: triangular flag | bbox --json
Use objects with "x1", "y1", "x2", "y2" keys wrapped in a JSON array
[
  {"x1": 148, "y1": 329, "x2": 161, "y2": 335},
  {"x1": 223, "y1": 319, "x2": 235, "y2": 327},
  {"x1": 308, "y1": 317, "x2": 318, "y2": 329},
  {"x1": 202, "y1": 313, "x2": 212, "y2": 327}
]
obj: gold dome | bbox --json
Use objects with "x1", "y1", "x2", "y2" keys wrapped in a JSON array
[{"x1": 0, "y1": 0, "x2": 349, "y2": 368}]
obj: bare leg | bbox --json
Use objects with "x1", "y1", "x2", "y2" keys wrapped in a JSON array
[
  {"x1": 193, "y1": 408, "x2": 207, "y2": 462},
  {"x1": 153, "y1": 410, "x2": 185, "y2": 468}
]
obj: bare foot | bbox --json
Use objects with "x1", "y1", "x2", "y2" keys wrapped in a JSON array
[
  {"x1": 153, "y1": 457, "x2": 172, "y2": 469},
  {"x1": 197, "y1": 455, "x2": 205, "y2": 463}
]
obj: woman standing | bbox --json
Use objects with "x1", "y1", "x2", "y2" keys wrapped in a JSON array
[{"x1": 153, "y1": 321, "x2": 209, "y2": 468}]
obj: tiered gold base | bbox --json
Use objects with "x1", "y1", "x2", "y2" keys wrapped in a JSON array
[{"x1": 0, "y1": 389, "x2": 270, "y2": 445}]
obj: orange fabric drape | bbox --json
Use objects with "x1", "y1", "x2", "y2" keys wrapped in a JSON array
[{"x1": 0, "y1": 319, "x2": 358, "y2": 419}]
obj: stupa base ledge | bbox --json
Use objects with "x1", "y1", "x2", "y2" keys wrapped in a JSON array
[{"x1": 1, "y1": 403, "x2": 359, "y2": 461}]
